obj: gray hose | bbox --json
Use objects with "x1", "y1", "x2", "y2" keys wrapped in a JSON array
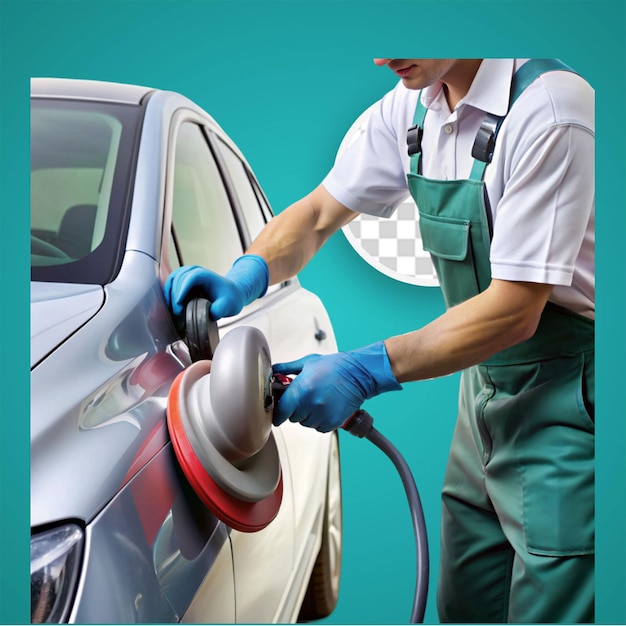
[{"x1": 343, "y1": 410, "x2": 429, "y2": 623}]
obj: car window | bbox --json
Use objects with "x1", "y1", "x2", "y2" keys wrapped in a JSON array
[
  {"x1": 30, "y1": 99, "x2": 140, "y2": 284},
  {"x1": 213, "y1": 137, "x2": 267, "y2": 241},
  {"x1": 171, "y1": 123, "x2": 244, "y2": 274},
  {"x1": 250, "y1": 175, "x2": 274, "y2": 224}
]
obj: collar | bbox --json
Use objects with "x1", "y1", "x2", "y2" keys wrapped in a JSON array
[{"x1": 421, "y1": 59, "x2": 521, "y2": 117}]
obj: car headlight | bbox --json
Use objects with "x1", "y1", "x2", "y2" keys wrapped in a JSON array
[{"x1": 31, "y1": 524, "x2": 84, "y2": 623}]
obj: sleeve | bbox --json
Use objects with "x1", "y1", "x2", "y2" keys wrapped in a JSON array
[
  {"x1": 322, "y1": 84, "x2": 414, "y2": 218},
  {"x1": 489, "y1": 73, "x2": 595, "y2": 287}
]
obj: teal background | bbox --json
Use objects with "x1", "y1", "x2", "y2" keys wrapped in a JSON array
[{"x1": 1, "y1": 0, "x2": 624, "y2": 623}]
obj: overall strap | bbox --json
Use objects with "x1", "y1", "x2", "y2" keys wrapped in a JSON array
[
  {"x1": 469, "y1": 58, "x2": 576, "y2": 180},
  {"x1": 407, "y1": 92, "x2": 427, "y2": 174}
]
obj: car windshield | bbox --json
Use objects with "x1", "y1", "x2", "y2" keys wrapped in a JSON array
[{"x1": 31, "y1": 98, "x2": 142, "y2": 285}]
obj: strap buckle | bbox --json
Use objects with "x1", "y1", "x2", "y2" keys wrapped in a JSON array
[
  {"x1": 407, "y1": 124, "x2": 423, "y2": 156},
  {"x1": 471, "y1": 113, "x2": 502, "y2": 163}
]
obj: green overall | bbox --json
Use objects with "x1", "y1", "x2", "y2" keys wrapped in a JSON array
[{"x1": 406, "y1": 60, "x2": 595, "y2": 623}]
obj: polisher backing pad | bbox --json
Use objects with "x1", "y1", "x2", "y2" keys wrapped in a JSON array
[{"x1": 167, "y1": 358, "x2": 283, "y2": 532}]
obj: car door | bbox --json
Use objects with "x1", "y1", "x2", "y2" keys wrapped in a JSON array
[{"x1": 209, "y1": 134, "x2": 338, "y2": 622}]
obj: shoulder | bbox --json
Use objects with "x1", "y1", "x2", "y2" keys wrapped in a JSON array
[
  {"x1": 322, "y1": 82, "x2": 417, "y2": 215},
  {"x1": 507, "y1": 62, "x2": 594, "y2": 136},
  {"x1": 494, "y1": 62, "x2": 594, "y2": 170},
  {"x1": 371, "y1": 81, "x2": 420, "y2": 140},
  {"x1": 535, "y1": 69, "x2": 594, "y2": 130}
]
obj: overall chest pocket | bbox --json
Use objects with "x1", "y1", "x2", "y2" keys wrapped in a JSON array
[{"x1": 419, "y1": 213, "x2": 481, "y2": 307}]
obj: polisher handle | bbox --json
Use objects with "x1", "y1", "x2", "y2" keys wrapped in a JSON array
[
  {"x1": 271, "y1": 373, "x2": 292, "y2": 401},
  {"x1": 185, "y1": 296, "x2": 220, "y2": 362}
]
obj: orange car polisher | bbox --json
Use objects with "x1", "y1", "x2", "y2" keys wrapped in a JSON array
[{"x1": 166, "y1": 299, "x2": 285, "y2": 532}]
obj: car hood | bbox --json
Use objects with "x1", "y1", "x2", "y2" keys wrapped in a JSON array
[{"x1": 31, "y1": 282, "x2": 105, "y2": 368}]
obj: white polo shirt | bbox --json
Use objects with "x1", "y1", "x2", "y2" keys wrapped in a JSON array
[{"x1": 322, "y1": 58, "x2": 595, "y2": 319}]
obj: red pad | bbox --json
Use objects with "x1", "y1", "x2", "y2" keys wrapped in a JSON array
[{"x1": 167, "y1": 370, "x2": 283, "y2": 533}]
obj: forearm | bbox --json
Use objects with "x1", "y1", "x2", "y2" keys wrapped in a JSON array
[
  {"x1": 385, "y1": 280, "x2": 553, "y2": 382},
  {"x1": 164, "y1": 187, "x2": 355, "y2": 322},
  {"x1": 246, "y1": 203, "x2": 321, "y2": 284},
  {"x1": 247, "y1": 185, "x2": 357, "y2": 285}
]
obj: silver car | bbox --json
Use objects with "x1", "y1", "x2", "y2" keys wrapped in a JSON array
[{"x1": 30, "y1": 78, "x2": 342, "y2": 624}]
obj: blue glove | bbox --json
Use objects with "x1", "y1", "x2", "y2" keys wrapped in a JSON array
[
  {"x1": 272, "y1": 341, "x2": 402, "y2": 432},
  {"x1": 163, "y1": 254, "x2": 269, "y2": 323}
]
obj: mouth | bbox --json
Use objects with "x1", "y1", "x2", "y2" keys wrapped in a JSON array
[{"x1": 393, "y1": 63, "x2": 417, "y2": 78}]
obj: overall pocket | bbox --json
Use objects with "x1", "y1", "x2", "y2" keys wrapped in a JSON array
[{"x1": 418, "y1": 213, "x2": 480, "y2": 307}]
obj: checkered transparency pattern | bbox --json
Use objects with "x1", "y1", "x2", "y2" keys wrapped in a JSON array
[
  {"x1": 344, "y1": 201, "x2": 438, "y2": 285},
  {"x1": 337, "y1": 104, "x2": 438, "y2": 287}
]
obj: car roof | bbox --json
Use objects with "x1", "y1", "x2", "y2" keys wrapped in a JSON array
[{"x1": 31, "y1": 77, "x2": 155, "y2": 105}]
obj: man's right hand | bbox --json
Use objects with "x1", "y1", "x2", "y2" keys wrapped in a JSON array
[{"x1": 163, "y1": 254, "x2": 269, "y2": 324}]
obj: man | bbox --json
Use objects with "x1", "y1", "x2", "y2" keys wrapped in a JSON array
[{"x1": 165, "y1": 59, "x2": 594, "y2": 623}]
